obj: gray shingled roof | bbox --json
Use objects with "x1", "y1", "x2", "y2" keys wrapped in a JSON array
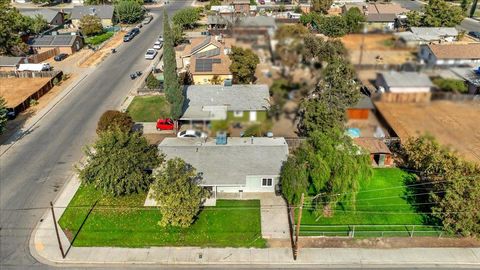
[
  {"x1": 379, "y1": 71, "x2": 434, "y2": 88},
  {"x1": 158, "y1": 137, "x2": 289, "y2": 186},
  {"x1": 182, "y1": 85, "x2": 270, "y2": 120},
  {"x1": 0, "y1": 56, "x2": 24, "y2": 67},
  {"x1": 398, "y1": 27, "x2": 458, "y2": 42},
  {"x1": 20, "y1": 9, "x2": 60, "y2": 24},
  {"x1": 367, "y1": 13, "x2": 397, "y2": 22},
  {"x1": 350, "y1": 95, "x2": 374, "y2": 109},
  {"x1": 71, "y1": 5, "x2": 114, "y2": 20},
  {"x1": 30, "y1": 35, "x2": 78, "y2": 47}
]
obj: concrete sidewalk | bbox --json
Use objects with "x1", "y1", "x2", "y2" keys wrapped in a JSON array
[{"x1": 30, "y1": 175, "x2": 480, "y2": 267}]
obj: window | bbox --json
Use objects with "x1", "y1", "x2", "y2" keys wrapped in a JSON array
[
  {"x1": 262, "y1": 178, "x2": 273, "y2": 187},
  {"x1": 234, "y1": 110, "x2": 243, "y2": 117}
]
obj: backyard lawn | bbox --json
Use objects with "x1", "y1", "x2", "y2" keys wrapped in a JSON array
[
  {"x1": 58, "y1": 185, "x2": 266, "y2": 248},
  {"x1": 299, "y1": 168, "x2": 441, "y2": 237},
  {"x1": 127, "y1": 96, "x2": 170, "y2": 122}
]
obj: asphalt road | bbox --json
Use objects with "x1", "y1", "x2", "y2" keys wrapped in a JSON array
[{"x1": 0, "y1": 1, "x2": 191, "y2": 269}]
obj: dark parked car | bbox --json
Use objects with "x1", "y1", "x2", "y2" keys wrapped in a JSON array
[
  {"x1": 54, "y1": 53, "x2": 68, "y2": 61},
  {"x1": 468, "y1": 31, "x2": 480, "y2": 39},
  {"x1": 123, "y1": 28, "x2": 140, "y2": 42}
]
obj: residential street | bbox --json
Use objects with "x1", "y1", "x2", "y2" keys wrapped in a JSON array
[{"x1": 0, "y1": 2, "x2": 191, "y2": 269}]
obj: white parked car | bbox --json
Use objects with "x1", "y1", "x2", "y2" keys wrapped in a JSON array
[
  {"x1": 153, "y1": 41, "x2": 163, "y2": 50},
  {"x1": 158, "y1": 35, "x2": 164, "y2": 42},
  {"x1": 177, "y1": 130, "x2": 207, "y2": 138},
  {"x1": 144, "y1": 49, "x2": 157, "y2": 60}
]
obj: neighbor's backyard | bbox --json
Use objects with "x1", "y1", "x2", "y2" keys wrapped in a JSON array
[
  {"x1": 127, "y1": 96, "x2": 171, "y2": 122},
  {"x1": 58, "y1": 185, "x2": 266, "y2": 248},
  {"x1": 298, "y1": 168, "x2": 442, "y2": 237}
]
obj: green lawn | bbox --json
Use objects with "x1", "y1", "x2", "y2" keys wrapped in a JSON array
[
  {"x1": 85, "y1": 32, "x2": 114, "y2": 46},
  {"x1": 299, "y1": 168, "x2": 441, "y2": 237},
  {"x1": 58, "y1": 185, "x2": 266, "y2": 248},
  {"x1": 127, "y1": 96, "x2": 171, "y2": 122}
]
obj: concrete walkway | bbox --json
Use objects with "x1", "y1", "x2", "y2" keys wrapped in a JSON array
[{"x1": 30, "y1": 177, "x2": 480, "y2": 266}]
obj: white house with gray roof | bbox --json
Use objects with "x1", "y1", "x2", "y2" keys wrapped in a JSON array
[
  {"x1": 181, "y1": 84, "x2": 270, "y2": 122},
  {"x1": 157, "y1": 137, "x2": 288, "y2": 201},
  {"x1": 376, "y1": 71, "x2": 434, "y2": 93},
  {"x1": 395, "y1": 27, "x2": 458, "y2": 47},
  {"x1": 71, "y1": 5, "x2": 115, "y2": 28}
]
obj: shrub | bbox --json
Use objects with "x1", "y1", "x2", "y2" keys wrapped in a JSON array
[
  {"x1": 433, "y1": 78, "x2": 468, "y2": 93},
  {"x1": 97, "y1": 110, "x2": 134, "y2": 134},
  {"x1": 85, "y1": 32, "x2": 114, "y2": 45},
  {"x1": 145, "y1": 73, "x2": 161, "y2": 89}
]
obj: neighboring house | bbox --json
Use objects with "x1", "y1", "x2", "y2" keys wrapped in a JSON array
[
  {"x1": 157, "y1": 137, "x2": 289, "y2": 199},
  {"x1": 0, "y1": 56, "x2": 25, "y2": 72},
  {"x1": 20, "y1": 9, "x2": 65, "y2": 26},
  {"x1": 208, "y1": 15, "x2": 277, "y2": 37},
  {"x1": 71, "y1": 5, "x2": 115, "y2": 28},
  {"x1": 181, "y1": 84, "x2": 270, "y2": 123},
  {"x1": 232, "y1": 0, "x2": 251, "y2": 14},
  {"x1": 343, "y1": 2, "x2": 407, "y2": 31},
  {"x1": 376, "y1": 71, "x2": 434, "y2": 102},
  {"x1": 347, "y1": 95, "x2": 374, "y2": 120},
  {"x1": 419, "y1": 43, "x2": 480, "y2": 67},
  {"x1": 29, "y1": 35, "x2": 84, "y2": 55},
  {"x1": 450, "y1": 67, "x2": 480, "y2": 95},
  {"x1": 210, "y1": 5, "x2": 235, "y2": 14},
  {"x1": 353, "y1": 137, "x2": 393, "y2": 167},
  {"x1": 395, "y1": 27, "x2": 458, "y2": 47},
  {"x1": 176, "y1": 36, "x2": 234, "y2": 85}
]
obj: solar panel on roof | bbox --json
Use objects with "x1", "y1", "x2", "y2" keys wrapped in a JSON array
[
  {"x1": 191, "y1": 37, "x2": 212, "y2": 54},
  {"x1": 195, "y1": 58, "x2": 222, "y2": 72},
  {"x1": 51, "y1": 36, "x2": 73, "y2": 45},
  {"x1": 196, "y1": 48, "x2": 221, "y2": 58}
]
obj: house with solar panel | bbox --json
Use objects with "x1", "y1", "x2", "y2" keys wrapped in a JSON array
[
  {"x1": 176, "y1": 36, "x2": 235, "y2": 85},
  {"x1": 29, "y1": 35, "x2": 84, "y2": 55}
]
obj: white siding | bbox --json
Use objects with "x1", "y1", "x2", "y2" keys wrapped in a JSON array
[{"x1": 213, "y1": 175, "x2": 279, "y2": 193}]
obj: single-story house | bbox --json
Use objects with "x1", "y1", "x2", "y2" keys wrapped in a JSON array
[
  {"x1": 347, "y1": 95, "x2": 374, "y2": 120},
  {"x1": 176, "y1": 36, "x2": 234, "y2": 85},
  {"x1": 0, "y1": 56, "x2": 25, "y2": 71},
  {"x1": 376, "y1": 71, "x2": 434, "y2": 102},
  {"x1": 353, "y1": 137, "x2": 393, "y2": 167},
  {"x1": 181, "y1": 84, "x2": 270, "y2": 122},
  {"x1": 395, "y1": 27, "x2": 458, "y2": 47},
  {"x1": 419, "y1": 43, "x2": 480, "y2": 67},
  {"x1": 157, "y1": 137, "x2": 289, "y2": 198},
  {"x1": 29, "y1": 35, "x2": 84, "y2": 55},
  {"x1": 71, "y1": 5, "x2": 115, "y2": 28},
  {"x1": 343, "y1": 2, "x2": 407, "y2": 32},
  {"x1": 208, "y1": 15, "x2": 276, "y2": 37},
  {"x1": 20, "y1": 9, "x2": 65, "y2": 26}
]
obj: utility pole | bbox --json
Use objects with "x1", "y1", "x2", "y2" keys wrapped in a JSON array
[
  {"x1": 50, "y1": 202, "x2": 65, "y2": 259},
  {"x1": 293, "y1": 193, "x2": 304, "y2": 260}
]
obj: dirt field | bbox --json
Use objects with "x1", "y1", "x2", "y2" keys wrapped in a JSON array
[
  {"x1": 79, "y1": 31, "x2": 126, "y2": 68},
  {"x1": 341, "y1": 34, "x2": 401, "y2": 51},
  {"x1": 268, "y1": 237, "x2": 480, "y2": 248},
  {"x1": 0, "y1": 77, "x2": 52, "y2": 108},
  {"x1": 375, "y1": 100, "x2": 480, "y2": 163}
]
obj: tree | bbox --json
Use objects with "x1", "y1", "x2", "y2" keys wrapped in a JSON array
[
  {"x1": 150, "y1": 158, "x2": 208, "y2": 227},
  {"x1": 406, "y1": 0, "x2": 464, "y2": 27},
  {"x1": 297, "y1": 57, "x2": 360, "y2": 136},
  {"x1": 79, "y1": 14, "x2": 103, "y2": 36},
  {"x1": 115, "y1": 0, "x2": 144, "y2": 24},
  {"x1": 78, "y1": 128, "x2": 163, "y2": 197},
  {"x1": 146, "y1": 73, "x2": 161, "y2": 89},
  {"x1": 172, "y1": 24, "x2": 185, "y2": 46},
  {"x1": 23, "y1": 14, "x2": 48, "y2": 35},
  {"x1": 433, "y1": 78, "x2": 468, "y2": 93},
  {"x1": 96, "y1": 110, "x2": 134, "y2": 134},
  {"x1": 318, "y1": 16, "x2": 347, "y2": 37},
  {"x1": 344, "y1": 7, "x2": 365, "y2": 33},
  {"x1": 0, "y1": 96, "x2": 8, "y2": 135},
  {"x1": 163, "y1": 10, "x2": 184, "y2": 120},
  {"x1": 401, "y1": 135, "x2": 480, "y2": 237},
  {"x1": 229, "y1": 46, "x2": 260, "y2": 84},
  {"x1": 172, "y1": 7, "x2": 200, "y2": 29},
  {"x1": 303, "y1": 35, "x2": 347, "y2": 63},
  {"x1": 461, "y1": 0, "x2": 472, "y2": 12},
  {"x1": 0, "y1": 1, "x2": 30, "y2": 56},
  {"x1": 275, "y1": 24, "x2": 309, "y2": 40},
  {"x1": 311, "y1": 0, "x2": 333, "y2": 14},
  {"x1": 280, "y1": 155, "x2": 309, "y2": 205},
  {"x1": 208, "y1": 75, "x2": 223, "y2": 85}
]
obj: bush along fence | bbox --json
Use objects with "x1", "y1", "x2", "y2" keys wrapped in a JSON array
[{"x1": 296, "y1": 224, "x2": 446, "y2": 238}]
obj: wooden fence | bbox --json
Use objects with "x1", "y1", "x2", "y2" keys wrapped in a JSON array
[
  {"x1": 27, "y1": 48, "x2": 59, "y2": 63},
  {"x1": 0, "y1": 70, "x2": 61, "y2": 78}
]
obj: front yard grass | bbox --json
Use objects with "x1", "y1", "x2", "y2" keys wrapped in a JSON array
[
  {"x1": 58, "y1": 185, "x2": 266, "y2": 248},
  {"x1": 299, "y1": 168, "x2": 441, "y2": 237},
  {"x1": 127, "y1": 95, "x2": 170, "y2": 122},
  {"x1": 85, "y1": 32, "x2": 114, "y2": 46}
]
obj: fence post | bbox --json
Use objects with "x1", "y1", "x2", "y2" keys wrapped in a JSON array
[
  {"x1": 352, "y1": 225, "x2": 355, "y2": 238},
  {"x1": 410, "y1": 225, "x2": 415, "y2": 238},
  {"x1": 293, "y1": 193, "x2": 304, "y2": 261}
]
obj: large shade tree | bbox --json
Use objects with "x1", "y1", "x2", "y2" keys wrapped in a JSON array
[
  {"x1": 150, "y1": 158, "x2": 208, "y2": 227},
  {"x1": 78, "y1": 128, "x2": 163, "y2": 197},
  {"x1": 0, "y1": 1, "x2": 32, "y2": 56},
  {"x1": 229, "y1": 46, "x2": 260, "y2": 84},
  {"x1": 406, "y1": 0, "x2": 464, "y2": 27},
  {"x1": 115, "y1": 0, "x2": 144, "y2": 24}
]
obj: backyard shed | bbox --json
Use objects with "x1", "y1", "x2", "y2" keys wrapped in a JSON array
[
  {"x1": 354, "y1": 137, "x2": 393, "y2": 167},
  {"x1": 376, "y1": 71, "x2": 434, "y2": 102},
  {"x1": 347, "y1": 95, "x2": 374, "y2": 120}
]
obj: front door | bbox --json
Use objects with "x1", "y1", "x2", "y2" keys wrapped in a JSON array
[{"x1": 249, "y1": 111, "x2": 257, "y2": 122}]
